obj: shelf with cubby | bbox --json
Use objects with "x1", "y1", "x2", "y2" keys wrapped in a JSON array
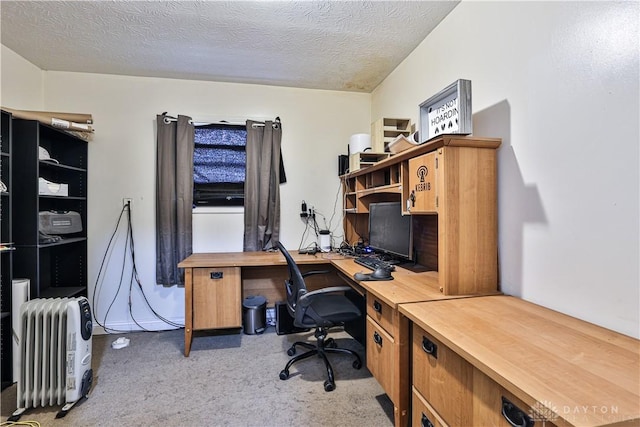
[
  {"x1": 342, "y1": 134, "x2": 501, "y2": 295},
  {"x1": 11, "y1": 118, "x2": 88, "y2": 300},
  {"x1": 1, "y1": 109, "x2": 13, "y2": 390},
  {"x1": 371, "y1": 117, "x2": 412, "y2": 152}
]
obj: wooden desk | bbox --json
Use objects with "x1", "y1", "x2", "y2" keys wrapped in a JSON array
[
  {"x1": 178, "y1": 250, "x2": 344, "y2": 357},
  {"x1": 400, "y1": 296, "x2": 640, "y2": 427},
  {"x1": 180, "y1": 251, "x2": 498, "y2": 427},
  {"x1": 331, "y1": 258, "x2": 500, "y2": 427}
]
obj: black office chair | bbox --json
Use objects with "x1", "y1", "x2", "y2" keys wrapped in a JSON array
[{"x1": 276, "y1": 242, "x2": 363, "y2": 391}]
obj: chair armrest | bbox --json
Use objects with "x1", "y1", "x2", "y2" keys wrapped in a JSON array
[
  {"x1": 301, "y1": 269, "x2": 331, "y2": 278},
  {"x1": 298, "y1": 286, "x2": 353, "y2": 307}
]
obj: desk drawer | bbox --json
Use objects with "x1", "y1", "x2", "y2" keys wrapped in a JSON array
[
  {"x1": 367, "y1": 295, "x2": 395, "y2": 336},
  {"x1": 412, "y1": 324, "x2": 473, "y2": 426},
  {"x1": 473, "y1": 367, "x2": 556, "y2": 427},
  {"x1": 413, "y1": 386, "x2": 448, "y2": 427},
  {"x1": 193, "y1": 267, "x2": 242, "y2": 330},
  {"x1": 367, "y1": 315, "x2": 396, "y2": 401}
]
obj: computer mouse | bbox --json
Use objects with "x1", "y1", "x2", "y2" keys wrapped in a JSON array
[{"x1": 371, "y1": 267, "x2": 393, "y2": 280}]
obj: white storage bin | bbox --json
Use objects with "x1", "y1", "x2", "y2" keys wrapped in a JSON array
[{"x1": 38, "y1": 177, "x2": 68, "y2": 197}]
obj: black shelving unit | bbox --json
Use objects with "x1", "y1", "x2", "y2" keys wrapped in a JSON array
[
  {"x1": 1, "y1": 110, "x2": 14, "y2": 390},
  {"x1": 11, "y1": 119, "x2": 88, "y2": 300}
]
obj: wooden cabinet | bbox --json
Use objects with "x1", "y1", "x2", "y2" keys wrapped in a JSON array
[
  {"x1": 412, "y1": 325, "x2": 554, "y2": 427},
  {"x1": 341, "y1": 135, "x2": 501, "y2": 427},
  {"x1": 342, "y1": 135, "x2": 500, "y2": 295},
  {"x1": 366, "y1": 296, "x2": 399, "y2": 402},
  {"x1": 366, "y1": 315, "x2": 395, "y2": 398},
  {"x1": 412, "y1": 387, "x2": 447, "y2": 427},
  {"x1": 408, "y1": 151, "x2": 437, "y2": 213},
  {"x1": 472, "y1": 369, "x2": 551, "y2": 427},
  {"x1": 11, "y1": 119, "x2": 88, "y2": 299},
  {"x1": 1, "y1": 110, "x2": 14, "y2": 389},
  {"x1": 401, "y1": 296, "x2": 640, "y2": 427},
  {"x1": 332, "y1": 258, "x2": 470, "y2": 427},
  {"x1": 192, "y1": 267, "x2": 242, "y2": 330},
  {"x1": 412, "y1": 326, "x2": 473, "y2": 426},
  {"x1": 408, "y1": 143, "x2": 499, "y2": 295},
  {"x1": 411, "y1": 322, "x2": 555, "y2": 427}
]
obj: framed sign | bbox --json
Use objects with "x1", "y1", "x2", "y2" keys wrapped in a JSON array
[{"x1": 419, "y1": 79, "x2": 472, "y2": 143}]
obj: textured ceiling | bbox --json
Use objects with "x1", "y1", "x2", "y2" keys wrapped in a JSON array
[{"x1": 0, "y1": 1, "x2": 458, "y2": 92}]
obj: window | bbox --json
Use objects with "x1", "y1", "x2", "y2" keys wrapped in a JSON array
[{"x1": 193, "y1": 124, "x2": 247, "y2": 206}]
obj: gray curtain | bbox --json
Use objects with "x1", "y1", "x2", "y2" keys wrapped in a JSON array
[
  {"x1": 244, "y1": 119, "x2": 282, "y2": 251},
  {"x1": 156, "y1": 114, "x2": 194, "y2": 286}
]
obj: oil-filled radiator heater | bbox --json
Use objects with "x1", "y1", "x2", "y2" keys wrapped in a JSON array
[{"x1": 9, "y1": 297, "x2": 93, "y2": 420}]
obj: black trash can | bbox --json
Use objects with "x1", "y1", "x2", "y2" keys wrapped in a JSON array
[{"x1": 242, "y1": 295, "x2": 267, "y2": 334}]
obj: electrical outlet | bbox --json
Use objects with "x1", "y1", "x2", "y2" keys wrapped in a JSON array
[{"x1": 123, "y1": 198, "x2": 133, "y2": 206}]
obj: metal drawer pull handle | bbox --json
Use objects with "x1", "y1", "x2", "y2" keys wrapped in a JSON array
[
  {"x1": 373, "y1": 331, "x2": 383, "y2": 346},
  {"x1": 373, "y1": 300, "x2": 382, "y2": 313},
  {"x1": 421, "y1": 336, "x2": 438, "y2": 359},
  {"x1": 421, "y1": 413, "x2": 434, "y2": 427},
  {"x1": 501, "y1": 396, "x2": 534, "y2": 427},
  {"x1": 210, "y1": 271, "x2": 224, "y2": 279}
]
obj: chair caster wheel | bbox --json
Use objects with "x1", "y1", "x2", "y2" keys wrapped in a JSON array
[
  {"x1": 279, "y1": 370, "x2": 290, "y2": 380},
  {"x1": 324, "y1": 380, "x2": 335, "y2": 392},
  {"x1": 353, "y1": 359, "x2": 362, "y2": 369},
  {"x1": 287, "y1": 347, "x2": 296, "y2": 356}
]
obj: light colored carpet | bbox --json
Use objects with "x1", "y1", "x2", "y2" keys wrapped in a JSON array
[{"x1": 1, "y1": 327, "x2": 394, "y2": 426}]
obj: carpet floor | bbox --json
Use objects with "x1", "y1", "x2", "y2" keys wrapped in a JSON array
[{"x1": 1, "y1": 327, "x2": 394, "y2": 426}]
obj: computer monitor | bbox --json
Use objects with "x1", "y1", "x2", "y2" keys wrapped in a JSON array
[{"x1": 368, "y1": 202, "x2": 413, "y2": 260}]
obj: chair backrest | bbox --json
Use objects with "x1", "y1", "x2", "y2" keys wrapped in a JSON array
[{"x1": 276, "y1": 242, "x2": 308, "y2": 319}]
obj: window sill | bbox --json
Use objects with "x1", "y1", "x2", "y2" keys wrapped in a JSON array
[{"x1": 193, "y1": 206, "x2": 244, "y2": 214}]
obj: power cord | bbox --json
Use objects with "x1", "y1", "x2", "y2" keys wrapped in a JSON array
[
  {"x1": 1, "y1": 421, "x2": 42, "y2": 427},
  {"x1": 125, "y1": 202, "x2": 183, "y2": 329},
  {"x1": 92, "y1": 202, "x2": 183, "y2": 333},
  {"x1": 92, "y1": 203, "x2": 130, "y2": 333},
  {"x1": 298, "y1": 186, "x2": 342, "y2": 251}
]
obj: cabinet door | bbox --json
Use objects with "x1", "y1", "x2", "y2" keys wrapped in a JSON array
[
  {"x1": 473, "y1": 368, "x2": 556, "y2": 427},
  {"x1": 413, "y1": 386, "x2": 449, "y2": 427},
  {"x1": 193, "y1": 267, "x2": 241, "y2": 329},
  {"x1": 413, "y1": 324, "x2": 473, "y2": 426},
  {"x1": 366, "y1": 296, "x2": 395, "y2": 336},
  {"x1": 366, "y1": 315, "x2": 396, "y2": 402},
  {"x1": 408, "y1": 152, "x2": 437, "y2": 213}
]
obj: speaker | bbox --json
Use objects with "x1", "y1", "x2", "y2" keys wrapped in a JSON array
[
  {"x1": 338, "y1": 154, "x2": 349, "y2": 176},
  {"x1": 275, "y1": 301, "x2": 309, "y2": 335}
]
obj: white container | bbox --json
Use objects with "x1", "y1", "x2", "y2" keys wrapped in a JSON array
[
  {"x1": 349, "y1": 133, "x2": 371, "y2": 154},
  {"x1": 319, "y1": 230, "x2": 331, "y2": 252},
  {"x1": 38, "y1": 177, "x2": 68, "y2": 197}
]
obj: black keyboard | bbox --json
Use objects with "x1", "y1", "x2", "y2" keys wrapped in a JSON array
[{"x1": 354, "y1": 256, "x2": 395, "y2": 272}]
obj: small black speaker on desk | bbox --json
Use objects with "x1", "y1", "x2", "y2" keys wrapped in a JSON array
[{"x1": 338, "y1": 154, "x2": 349, "y2": 176}]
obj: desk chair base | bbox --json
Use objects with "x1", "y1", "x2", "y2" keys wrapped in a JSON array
[{"x1": 279, "y1": 327, "x2": 362, "y2": 392}]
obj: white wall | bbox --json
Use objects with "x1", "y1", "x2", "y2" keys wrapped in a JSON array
[
  {"x1": 372, "y1": 1, "x2": 639, "y2": 338},
  {"x1": 0, "y1": 45, "x2": 44, "y2": 109},
  {"x1": 192, "y1": 207, "x2": 244, "y2": 253},
  {"x1": 2, "y1": 60, "x2": 370, "y2": 331}
]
